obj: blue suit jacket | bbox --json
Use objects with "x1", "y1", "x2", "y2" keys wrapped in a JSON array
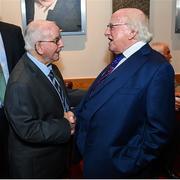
[{"x1": 75, "y1": 44, "x2": 175, "y2": 178}]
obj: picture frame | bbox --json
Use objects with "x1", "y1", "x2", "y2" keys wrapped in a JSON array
[
  {"x1": 21, "y1": 0, "x2": 86, "y2": 36},
  {"x1": 113, "y1": 0, "x2": 150, "y2": 17},
  {"x1": 175, "y1": 0, "x2": 180, "y2": 33}
]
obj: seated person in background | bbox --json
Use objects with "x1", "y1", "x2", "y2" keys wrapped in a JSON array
[
  {"x1": 151, "y1": 42, "x2": 180, "y2": 111},
  {"x1": 150, "y1": 42, "x2": 172, "y2": 62}
]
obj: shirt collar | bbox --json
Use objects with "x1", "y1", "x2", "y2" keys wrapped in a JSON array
[
  {"x1": 49, "y1": 0, "x2": 57, "y2": 10},
  {"x1": 123, "y1": 41, "x2": 146, "y2": 58},
  {"x1": 26, "y1": 52, "x2": 50, "y2": 76}
]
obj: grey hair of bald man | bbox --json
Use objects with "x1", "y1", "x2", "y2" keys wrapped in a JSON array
[
  {"x1": 117, "y1": 8, "x2": 153, "y2": 42},
  {"x1": 24, "y1": 20, "x2": 58, "y2": 51}
]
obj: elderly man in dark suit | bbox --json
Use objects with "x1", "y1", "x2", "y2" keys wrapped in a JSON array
[
  {"x1": 4, "y1": 20, "x2": 76, "y2": 178},
  {"x1": 0, "y1": 21, "x2": 25, "y2": 178},
  {"x1": 74, "y1": 8, "x2": 175, "y2": 178}
]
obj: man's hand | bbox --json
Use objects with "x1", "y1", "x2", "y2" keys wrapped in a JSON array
[{"x1": 64, "y1": 111, "x2": 76, "y2": 135}]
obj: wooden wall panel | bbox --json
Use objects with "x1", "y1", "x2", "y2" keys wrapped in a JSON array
[
  {"x1": 65, "y1": 78, "x2": 95, "y2": 90},
  {"x1": 65, "y1": 74, "x2": 179, "y2": 90},
  {"x1": 176, "y1": 74, "x2": 180, "y2": 85}
]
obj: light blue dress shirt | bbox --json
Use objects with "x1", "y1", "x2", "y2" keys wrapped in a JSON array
[
  {"x1": 0, "y1": 33, "x2": 9, "y2": 107},
  {"x1": 26, "y1": 52, "x2": 50, "y2": 77}
]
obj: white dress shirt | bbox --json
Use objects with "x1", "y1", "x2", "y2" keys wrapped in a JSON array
[{"x1": 114, "y1": 41, "x2": 146, "y2": 71}]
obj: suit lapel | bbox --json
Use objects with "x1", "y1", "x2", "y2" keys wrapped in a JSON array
[
  {"x1": 79, "y1": 44, "x2": 152, "y2": 121},
  {"x1": 24, "y1": 55, "x2": 63, "y2": 105},
  {"x1": 91, "y1": 44, "x2": 151, "y2": 97}
]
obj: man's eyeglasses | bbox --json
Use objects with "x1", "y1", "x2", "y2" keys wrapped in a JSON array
[
  {"x1": 39, "y1": 37, "x2": 61, "y2": 45},
  {"x1": 107, "y1": 23, "x2": 128, "y2": 29}
]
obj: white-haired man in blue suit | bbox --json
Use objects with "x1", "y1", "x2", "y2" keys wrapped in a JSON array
[{"x1": 74, "y1": 8, "x2": 175, "y2": 178}]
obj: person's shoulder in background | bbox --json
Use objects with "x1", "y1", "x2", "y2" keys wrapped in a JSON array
[{"x1": 0, "y1": 21, "x2": 22, "y2": 30}]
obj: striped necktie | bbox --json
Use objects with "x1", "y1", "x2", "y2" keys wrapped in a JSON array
[
  {"x1": 48, "y1": 70, "x2": 70, "y2": 112},
  {"x1": 0, "y1": 64, "x2": 6, "y2": 104},
  {"x1": 100, "y1": 53, "x2": 125, "y2": 81},
  {"x1": 89, "y1": 53, "x2": 125, "y2": 96}
]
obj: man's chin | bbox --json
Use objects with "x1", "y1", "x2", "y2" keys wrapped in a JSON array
[
  {"x1": 53, "y1": 57, "x2": 59, "y2": 62},
  {"x1": 109, "y1": 47, "x2": 114, "y2": 53},
  {"x1": 54, "y1": 53, "x2": 60, "y2": 61}
]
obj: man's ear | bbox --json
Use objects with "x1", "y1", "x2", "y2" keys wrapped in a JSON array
[
  {"x1": 35, "y1": 42, "x2": 43, "y2": 55},
  {"x1": 128, "y1": 29, "x2": 138, "y2": 40}
]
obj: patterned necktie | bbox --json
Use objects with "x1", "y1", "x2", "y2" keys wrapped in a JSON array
[
  {"x1": 90, "y1": 53, "x2": 125, "y2": 95},
  {"x1": 0, "y1": 64, "x2": 6, "y2": 104},
  {"x1": 48, "y1": 70, "x2": 70, "y2": 112},
  {"x1": 101, "y1": 53, "x2": 125, "y2": 80}
]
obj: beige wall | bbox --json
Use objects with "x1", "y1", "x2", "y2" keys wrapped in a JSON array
[
  {"x1": 0, "y1": 0, "x2": 112, "y2": 79},
  {"x1": 0, "y1": 0, "x2": 180, "y2": 78},
  {"x1": 149, "y1": 0, "x2": 180, "y2": 73}
]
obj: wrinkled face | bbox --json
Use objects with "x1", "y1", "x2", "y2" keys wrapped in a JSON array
[
  {"x1": 163, "y1": 46, "x2": 172, "y2": 62},
  {"x1": 36, "y1": 25, "x2": 64, "y2": 64},
  {"x1": 104, "y1": 13, "x2": 134, "y2": 54}
]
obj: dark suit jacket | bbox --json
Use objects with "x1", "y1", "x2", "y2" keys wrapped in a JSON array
[
  {"x1": 0, "y1": 21, "x2": 24, "y2": 136},
  {"x1": 4, "y1": 54, "x2": 72, "y2": 178},
  {"x1": 0, "y1": 21, "x2": 24, "y2": 177},
  {"x1": 0, "y1": 21, "x2": 25, "y2": 73},
  {"x1": 25, "y1": 0, "x2": 81, "y2": 32},
  {"x1": 75, "y1": 44, "x2": 175, "y2": 178},
  {"x1": 68, "y1": 88, "x2": 86, "y2": 108}
]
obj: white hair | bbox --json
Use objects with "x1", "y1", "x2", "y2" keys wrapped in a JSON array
[
  {"x1": 24, "y1": 20, "x2": 57, "y2": 51},
  {"x1": 121, "y1": 9, "x2": 153, "y2": 42}
]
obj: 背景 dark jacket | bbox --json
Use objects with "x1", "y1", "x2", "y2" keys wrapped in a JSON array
[
  {"x1": 0, "y1": 21, "x2": 25, "y2": 178},
  {"x1": 0, "y1": 21, "x2": 25, "y2": 72}
]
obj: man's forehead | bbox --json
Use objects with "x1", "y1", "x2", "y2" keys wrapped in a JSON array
[
  {"x1": 112, "y1": 8, "x2": 144, "y2": 21},
  {"x1": 111, "y1": 15, "x2": 126, "y2": 23}
]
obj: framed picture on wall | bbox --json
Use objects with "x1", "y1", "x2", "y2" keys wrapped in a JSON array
[
  {"x1": 21, "y1": 0, "x2": 86, "y2": 35},
  {"x1": 176, "y1": 0, "x2": 180, "y2": 33},
  {"x1": 113, "y1": 0, "x2": 150, "y2": 17}
]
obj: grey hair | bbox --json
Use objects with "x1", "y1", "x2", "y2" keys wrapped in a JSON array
[
  {"x1": 125, "y1": 12, "x2": 153, "y2": 42},
  {"x1": 24, "y1": 20, "x2": 57, "y2": 51}
]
